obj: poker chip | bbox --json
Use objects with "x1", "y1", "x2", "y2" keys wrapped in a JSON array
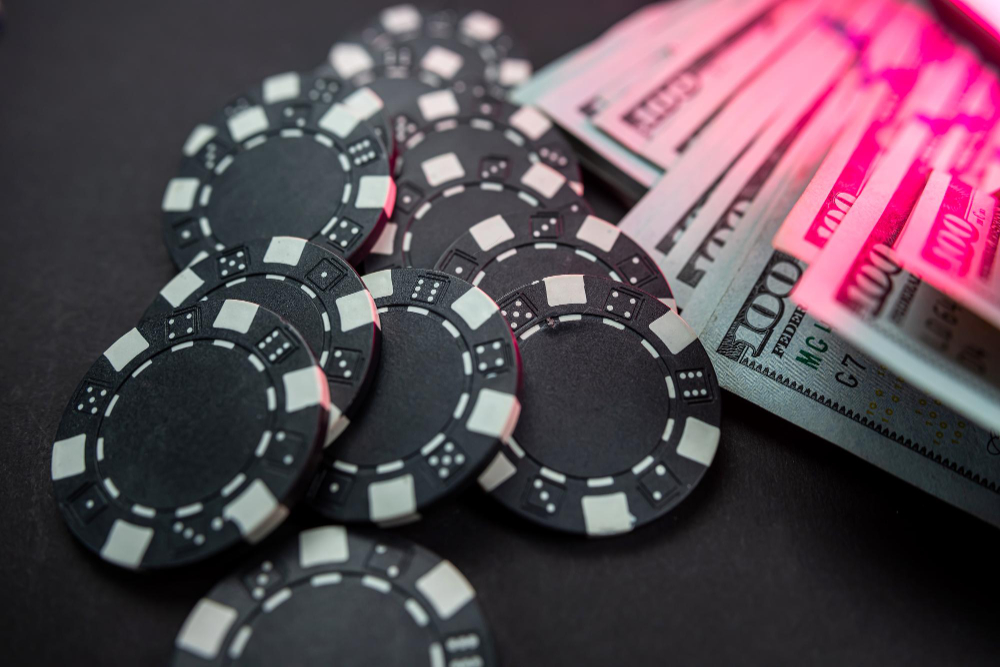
[
  {"x1": 50, "y1": 299, "x2": 330, "y2": 569},
  {"x1": 363, "y1": 94, "x2": 587, "y2": 273},
  {"x1": 172, "y1": 525, "x2": 496, "y2": 666},
  {"x1": 435, "y1": 208, "x2": 675, "y2": 306},
  {"x1": 161, "y1": 70, "x2": 395, "y2": 269},
  {"x1": 306, "y1": 268, "x2": 521, "y2": 524},
  {"x1": 478, "y1": 275, "x2": 721, "y2": 536},
  {"x1": 325, "y1": 5, "x2": 532, "y2": 114},
  {"x1": 145, "y1": 237, "x2": 380, "y2": 444}
]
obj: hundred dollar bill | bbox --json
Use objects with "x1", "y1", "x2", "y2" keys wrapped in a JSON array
[
  {"x1": 929, "y1": 69, "x2": 1000, "y2": 176},
  {"x1": 894, "y1": 170, "x2": 1000, "y2": 329},
  {"x1": 773, "y1": 35, "x2": 980, "y2": 263},
  {"x1": 692, "y1": 176, "x2": 1000, "y2": 528},
  {"x1": 620, "y1": 16, "x2": 863, "y2": 257},
  {"x1": 592, "y1": 0, "x2": 829, "y2": 169},
  {"x1": 792, "y1": 135, "x2": 1000, "y2": 433}
]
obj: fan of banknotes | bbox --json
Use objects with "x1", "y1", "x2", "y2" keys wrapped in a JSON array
[{"x1": 517, "y1": 0, "x2": 1000, "y2": 526}]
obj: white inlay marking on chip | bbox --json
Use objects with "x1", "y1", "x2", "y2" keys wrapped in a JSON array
[
  {"x1": 333, "y1": 460, "x2": 358, "y2": 474},
  {"x1": 329, "y1": 43, "x2": 375, "y2": 79},
  {"x1": 581, "y1": 493, "x2": 635, "y2": 536},
  {"x1": 213, "y1": 300, "x2": 259, "y2": 334},
  {"x1": 509, "y1": 105, "x2": 553, "y2": 141},
  {"x1": 649, "y1": 309, "x2": 696, "y2": 354},
  {"x1": 337, "y1": 290, "x2": 376, "y2": 332},
  {"x1": 540, "y1": 467, "x2": 566, "y2": 483},
  {"x1": 175, "y1": 598, "x2": 238, "y2": 659},
  {"x1": 577, "y1": 215, "x2": 620, "y2": 252},
  {"x1": 368, "y1": 224, "x2": 397, "y2": 256},
  {"x1": 421, "y1": 46, "x2": 463, "y2": 80},
  {"x1": 665, "y1": 375, "x2": 676, "y2": 399},
  {"x1": 176, "y1": 502, "x2": 203, "y2": 518},
  {"x1": 632, "y1": 456, "x2": 654, "y2": 476},
  {"x1": 418, "y1": 89, "x2": 460, "y2": 122},
  {"x1": 263, "y1": 588, "x2": 292, "y2": 612},
  {"x1": 131, "y1": 504, "x2": 155, "y2": 518},
  {"x1": 104, "y1": 328, "x2": 150, "y2": 372},
  {"x1": 662, "y1": 417, "x2": 675, "y2": 442},
  {"x1": 160, "y1": 268, "x2": 205, "y2": 307},
  {"x1": 221, "y1": 473, "x2": 246, "y2": 497},
  {"x1": 227, "y1": 106, "x2": 269, "y2": 143},
  {"x1": 499, "y1": 58, "x2": 533, "y2": 87},
  {"x1": 381, "y1": 4, "x2": 421, "y2": 33},
  {"x1": 406, "y1": 599, "x2": 431, "y2": 627},
  {"x1": 466, "y1": 389, "x2": 519, "y2": 440},
  {"x1": 441, "y1": 320, "x2": 460, "y2": 339},
  {"x1": 451, "y1": 287, "x2": 498, "y2": 330},
  {"x1": 97, "y1": 437, "x2": 105, "y2": 461},
  {"x1": 51, "y1": 433, "x2": 87, "y2": 480},
  {"x1": 183, "y1": 125, "x2": 218, "y2": 157},
  {"x1": 587, "y1": 477, "x2": 614, "y2": 488},
  {"x1": 248, "y1": 354, "x2": 265, "y2": 372},
  {"x1": 254, "y1": 431, "x2": 271, "y2": 458},
  {"x1": 161, "y1": 178, "x2": 200, "y2": 212},
  {"x1": 318, "y1": 103, "x2": 361, "y2": 139},
  {"x1": 543, "y1": 274, "x2": 587, "y2": 306},
  {"x1": 263, "y1": 236, "x2": 307, "y2": 265},
  {"x1": 477, "y1": 452, "x2": 517, "y2": 491},
  {"x1": 311, "y1": 573, "x2": 343, "y2": 587},
  {"x1": 361, "y1": 270, "x2": 394, "y2": 300},
  {"x1": 283, "y1": 366, "x2": 325, "y2": 413},
  {"x1": 470, "y1": 215, "x2": 515, "y2": 251},
  {"x1": 676, "y1": 417, "x2": 720, "y2": 467},
  {"x1": 228, "y1": 627, "x2": 252, "y2": 660},
  {"x1": 460, "y1": 10, "x2": 502, "y2": 41},
  {"x1": 422, "y1": 152, "x2": 465, "y2": 187},
  {"x1": 430, "y1": 644, "x2": 445, "y2": 667},
  {"x1": 356, "y1": 175, "x2": 394, "y2": 209},
  {"x1": 262, "y1": 72, "x2": 300, "y2": 103},
  {"x1": 376, "y1": 460, "x2": 405, "y2": 474},
  {"x1": 368, "y1": 475, "x2": 417, "y2": 522},
  {"x1": 521, "y1": 162, "x2": 566, "y2": 199},
  {"x1": 100, "y1": 519, "x2": 154, "y2": 569},
  {"x1": 344, "y1": 87, "x2": 385, "y2": 120},
  {"x1": 415, "y1": 560, "x2": 475, "y2": 620},
  {"x1": 104, "y1": 394, "x2": 120, "y2": 417},
  {"x1": 222, "y1": 479, "x2": 284, "y2": 542},
  {"x1": 363, "y1": 575, "x2": 392, "y2": 593}
]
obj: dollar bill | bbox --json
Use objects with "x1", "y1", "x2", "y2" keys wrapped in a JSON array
[
  {"x1": 929, "y1": 69, "x2": 1000, "y2": 176},
  {"x1": 893, "y1": 169, "x2": 1000, "y2": 330},
  {"x1": 691, "y1": 170, "x2": 1000, "y2": 529},
  {"x1": 791, "y1": 129, "x2": 1000, "y2": 434}
]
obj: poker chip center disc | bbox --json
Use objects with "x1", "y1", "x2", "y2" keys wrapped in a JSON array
[
  {"x1": 206, "y1": 138, "x2": 347, "y2": 242},
  {"x1": 100, "y1": 344, "x2": 269, "y2": 507},
  {"x1": 514, "y1": 315, "x2": 670, "y2": 479},
  {"x1": 334, "y1": 306, "x2": 466, "y2": 466}
]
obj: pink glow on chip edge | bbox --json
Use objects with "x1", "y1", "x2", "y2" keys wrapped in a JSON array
[{"x1": 948, "y1": 1, "x2": 1000, "y2": 41}]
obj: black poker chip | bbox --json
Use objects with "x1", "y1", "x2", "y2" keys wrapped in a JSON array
[
  {"x1": 172, "y1": 525, "x2": 496, "y2": 666},
  {"x1": 479, "y1": 275, "x2": 721, "y2": 536},
  {"x1": 324, "y1": 5, "x2": 532, "y2": 114},
  {"x1": 50, "y1": 299, "x2": 330, "y2": 569},
  {"x1": 435, "y1": 208, "x2": 675, "y2": 307},
  {"x1": 307, "y1": 268, "x2": 521, "y2": 524},
  {"x1": 161, "y1": 70, "x2": 395, "y2": 269},
  {"x1": 363, "y1": 94, "x2": 587, "y2": 273},
  {"x1": 144, "y1": 237, "x2": 380, "y2": 445}
]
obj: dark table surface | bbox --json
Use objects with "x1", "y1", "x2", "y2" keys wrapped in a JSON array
[{"x1": 2, "y1": 1, "x2": 999, "y2": 665}]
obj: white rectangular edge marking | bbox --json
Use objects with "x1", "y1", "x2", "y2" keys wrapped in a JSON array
[
  {"x1": 509, "y1": 105, "x2": 553, "y2": 141},
  {"x1": 649, "y1": 309, "x2": 697, "y2": 355},
  {"x1": 368, "y1": 475, "x2": 417, "y2": 522},
  {"x1": 104, "y1": 328, "x2": 150, "y2": 372},
  {"x1": 362, "y1": 269, "x2": 395, "y2": 299},
  {"x1": 101, "y1": 519, "x2": 154, "y2": 569},
  {"x1": 183, "y1": 125, "x2": 217, "y2": 157},
  {"x1": 581, "y1": 493, "x2": 635, "y2": 536},
  {"x1": 466, "y1": 388, "x2": 520, "y2": 440},
  {"x1": 263, "y1": 236, "x2": 307, "y2": 265},
  {"x1": 576, "y1": 215, "x2": 619, "y2": 253},
  {"x1": 228, "y1": 106, "x2": 269, "y2": 143},
  {"x1": 318, "y1": 103, "x2": 361, "y2": 139},
  {"x1": 162, "y1": 178, "x2": 200, "y2": 212},
  {"x1": 418, "y1": 89, "x2": 461, "y2": 121},
  {"x1": 543, "y1": 275, "x2": 587, "y2": 306},
  {"x1": 451, "y1": 287, "x2": 498, "y2": 330},
  {"x1": 420, "y1": 46, "x2": 464, "y2": 81},
  {"x1": 415, "y1": 560, "x2": 476, "y2": 620},
  {"x1": 299, "y1": 525, "x2": 351, "y2": 568},
  {"x1": 368, "y1": 223, "x2": 397, "y2": 256},
  {"x1": 52, "y1": 433, "x2": 87, "y2": 480},
  {"x1": 213, "y1": 300, "x2": 259, "y2": 334},
  {"x1": 337, "y1": 290, "x2": 376, "y2": 332},
  {"x1": 283, "y1": 366, "x2": 324, "y2": 413},
  {"x1": 344, "y1": 87, "x2": 385, "y2": 121},
  {"x1": 222, "y1": 479, "x2": 284, "y2": 542},
  {"x1": 262, "y1": 72, "x2": 300, "y2": 104},
  {"x1": 470, "y1": 214, "x2": 515, "y2": 251},
  {"x1": 160, "y1": 268, "x2": 206, "y2": 308},
  {"x1": 421, "y1": 152, "x2": 465, "y2": 187},
  {"x1": 676, "y1": 417, "x2": 720, "y2": 467},
  {"x1": 330, "y1": 43, "x2": 374, "y2": 79},
  {"x1": 477, "y1": 451, "x2": 516, "y2": 492},
  {"x1": 356, "y1": 175, "x2": 395, "y2": 209},
  {"x1": 175, "y1": 599, "x2": 239, "y2": 660},
  {"x1": 521, "y1": 162, "x2": 566, "y2": 199}
]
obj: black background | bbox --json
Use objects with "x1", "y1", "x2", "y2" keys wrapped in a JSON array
[{"x1": 2, "y1": 1, "x2": 999, "y2": 665}]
